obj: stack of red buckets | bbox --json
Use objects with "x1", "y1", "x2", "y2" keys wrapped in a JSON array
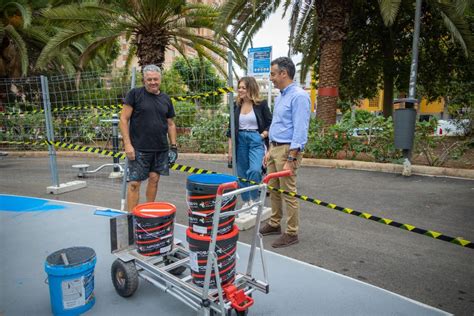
[{"x1": 185, "y1": 174, "x2": 239, "y2": 288}]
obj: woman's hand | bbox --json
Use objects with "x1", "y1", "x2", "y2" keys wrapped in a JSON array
[{"x1": 263, "y1": 151, "x2": 270, "y2": 167}]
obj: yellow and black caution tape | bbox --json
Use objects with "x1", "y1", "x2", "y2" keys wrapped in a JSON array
[
  {"x1": 3, "y1": 138, "x2": 471, "y2": 250},
  {"x1": 0, "y1": 140, "x2": 49, "y2": 147},
  {"x1": 170, "y1": 86, "x2": 233, "y2": 102},
  {"x1": 0, "y1": 105, "x2": 121, "y2": 117},
  {"x1": 170, "y1": 162, "x2": 473, "y2": 250},
  {"x1": 0, "y1": 86, "x2": 234, "y2": 117}
]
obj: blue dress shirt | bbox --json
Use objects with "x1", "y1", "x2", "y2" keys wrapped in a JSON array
[{"x1": 269, "y1": 83, "x2": 311, "y2": 150}]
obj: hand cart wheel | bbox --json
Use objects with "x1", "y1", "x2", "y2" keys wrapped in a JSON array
[
  {"x1": 169, "y1": 265, "x2": 187, "y2": 276},
  {"x1": 209, "y1": 309, "x2": 248, "y2": 316},
  {"x1": 111, "y1": 259, "x2": 139, "y2": 297}
]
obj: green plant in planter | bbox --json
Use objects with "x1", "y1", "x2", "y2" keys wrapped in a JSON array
[
  {"x1": 186, "y1": 111, "x2": 228, "y2": 153},
  {"x1": 357, "y1": 116, "x2": 401, "y2": 162},
  {"x1": 3, "y1": 112, "x2": 45, "y2": 148},
  {"x1": 173, "y1": 101, "x2": 196, "y2": 128},
  {"x1": 414, "y1": 119, "x2": 471, "y2": 166},
  {"x1": 305, "y1": 119, "x2": 361, "y2": 159}
]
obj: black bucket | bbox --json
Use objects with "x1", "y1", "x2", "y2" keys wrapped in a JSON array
[
  {"x1": 186, "y1": 225, "x2": 239, "y2": 288},
  {"x1": 187, "y1": 174, "x2": 237, "y2": 235},
  {"x1": 133, "y1": 202, "x2": 176, "y2": 256}
]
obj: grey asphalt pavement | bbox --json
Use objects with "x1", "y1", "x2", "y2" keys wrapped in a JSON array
[{"x1": 0, "y1": 156, "x2": 473, "y2": 315}]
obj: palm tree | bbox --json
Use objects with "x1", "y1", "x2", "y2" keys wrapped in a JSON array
[
  {"x1": 0, "y1": 1, "x2": 31, "y2": 77},
  {"x1": 0, "y1": 1, "x2": 116, "y2": 78},
  {"x1": 37, "y1": 0, "x2": 245, "y2": 75},
  {"x1": 220, "y1": 0, "x2": 472, "y2": 125},
  {"x1": 219, "y1": 0, "x2": 352, "y2": 126},
  {"x1": 291, "y1": 0, "x2": 473, "y2": 119}
]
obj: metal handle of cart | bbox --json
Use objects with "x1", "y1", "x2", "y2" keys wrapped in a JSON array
[{"x1": 201, "y1": 170, "x2": 293, "y2": 309}]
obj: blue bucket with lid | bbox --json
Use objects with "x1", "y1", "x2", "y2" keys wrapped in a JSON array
[{"x1": 45, "y1": 247, "x2": 96, "y2": 315}]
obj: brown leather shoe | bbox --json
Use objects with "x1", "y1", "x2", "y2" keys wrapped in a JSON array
[
  {"x1": 259, "y1": 223, "x2": 281, "y2": 236},
  {"x1": 272, "y1": 233, "x2": 299, "y2": 248}
]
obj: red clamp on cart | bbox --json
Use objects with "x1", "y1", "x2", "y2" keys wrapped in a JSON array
[{"x1": 223, "y1": 284, "x2": 254, "y2": 312}]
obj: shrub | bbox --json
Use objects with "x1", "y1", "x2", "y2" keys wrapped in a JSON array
[
  {"x1": 179, "y1": 110, "x2": 228, "y2": 153},
  {"x1": 173, "y1": 101, "x2": 196, "y2": 128},
  {"x1": 305, "y1": 119, "x2": 363, "y2": 159},
  {"x1": 414, "y1": 119, "x2": 471, "y2": 166}
]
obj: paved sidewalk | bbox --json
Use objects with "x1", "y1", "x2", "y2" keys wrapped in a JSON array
[{"x1": 0, "y1": 156, "x2": 473, "y2": 314}]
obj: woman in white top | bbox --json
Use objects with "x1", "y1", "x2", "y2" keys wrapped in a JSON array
[{"x1": 227, "y1": 77, "x2": 272, "y2": 211}]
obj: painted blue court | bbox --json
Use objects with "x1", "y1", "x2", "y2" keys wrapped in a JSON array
[
  {"x1": 0, "y1": 194, "x2": 449, "y2": 315},
  {"x1": 0, "y1": 194, "x2": 65, "y2": 212}
]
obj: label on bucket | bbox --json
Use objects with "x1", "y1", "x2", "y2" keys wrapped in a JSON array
[
  {"x1": 61, "y1": 276, "x2": 86, "y2": 309},
  {"x1": 160, "y1": 245, "x2": 171, "y2": 254},
  {"x1": 189, "y1": 251, "x2": 199, "y2": 272},
  {"x1": 193, "y1": 224, "x2": 208, "y2": 235}
]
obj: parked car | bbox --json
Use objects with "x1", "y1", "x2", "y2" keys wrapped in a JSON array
[
  {"x1": 351, "y1": 127, "x2": 384, "y2": 136},
  {"x1": 435, "y1": 119, "x2": 470, "y2": 136}
]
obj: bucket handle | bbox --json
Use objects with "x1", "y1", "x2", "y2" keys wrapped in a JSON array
[
  {"x1": 216, "y1": 181, "x2": 238, "y2": 196},
  {"x1": 263, "y1": 170, "x2": 293, "y2": 184},
  {"x1": 61, "y1": 252, "x2": 69, "y2": 266}
]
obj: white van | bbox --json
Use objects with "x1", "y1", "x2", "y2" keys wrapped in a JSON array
[{"x1": 435, "y1": 119, "x2": 470, "y2": 136}]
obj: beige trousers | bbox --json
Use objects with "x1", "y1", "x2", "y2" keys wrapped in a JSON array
[{"x1": 266, "y1": 144, "x2": 302, "y2": 236}]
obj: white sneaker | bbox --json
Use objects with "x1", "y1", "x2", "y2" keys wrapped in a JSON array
[
  {"x1": 250, "y1": 205, "x2": 259, "y2": 215},
  {"x1": 239, "y1": 202, "x2": 250, "y2": 218},
  {"x1": 248, "y1": 200, "x2": 259, "y2": 215}
]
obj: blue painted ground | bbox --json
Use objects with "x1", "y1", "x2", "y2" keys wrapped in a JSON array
[
  {"x1": 0, "y1": 194, "x2": 449, "y2": 316},
  {"x1": 0, "y1": 194, "x2": 65, "y2": 212}
]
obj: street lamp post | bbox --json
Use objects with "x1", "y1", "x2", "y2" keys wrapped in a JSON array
[{"x1": 394, "y1": 0, "x2": 422, "y2": 176}]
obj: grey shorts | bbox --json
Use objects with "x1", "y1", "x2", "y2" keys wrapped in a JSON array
[{"x1": 128, "y1": 150, "x2": 169, "y2": 182}]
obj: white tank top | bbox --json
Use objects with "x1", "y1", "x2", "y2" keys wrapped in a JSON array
[{"x1": 239, "y1": 110, "x2": 259, "y2": 130}]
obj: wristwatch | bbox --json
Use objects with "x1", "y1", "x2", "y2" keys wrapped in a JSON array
[
  {"x1": 170, "y1": 144, "x2": 177, "y2": 149},
  {"x1": 287, "y1": 156, "x2": 297, "y2": 162}
]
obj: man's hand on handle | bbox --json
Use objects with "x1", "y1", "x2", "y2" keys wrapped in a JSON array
[{"x1": 124, "y1": 144, "x2": 135, "y2": 161}]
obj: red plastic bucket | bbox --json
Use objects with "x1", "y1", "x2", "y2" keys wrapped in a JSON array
[
  {"x1": 186, "y1": 225, "x2": 239, "y2": 288},
  {"x1": 187, "y1": 174, "x2": 238, "y2": 235},
  {"x1": 133, "y1": 202, "x2": 176, "y2": 256}
]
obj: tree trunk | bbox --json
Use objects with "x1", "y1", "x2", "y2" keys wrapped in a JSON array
[
  {"x1": 134, "y1": 32, "x2": 168, "y2": 69},
  {"x1": 316, "y1": 40, "x2": 343, "y2": 126},
  {"x1": 315, "y1": 0, "x2": 351, "y2": 127},
  {"x1": 382, "y1": 28, "x2": 395, "y2": 118}
]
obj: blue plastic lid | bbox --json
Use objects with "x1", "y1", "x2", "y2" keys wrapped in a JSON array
[{"x1": 187, "y1": 174, "x2": 237, "y2": 185}]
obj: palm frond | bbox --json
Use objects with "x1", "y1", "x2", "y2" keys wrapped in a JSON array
[
  {"x1": 434, "y1": 1, "x2": 474, "y2": 55},
  {"x1": 378, "y1": 0, "x2": 402, "y2": 26},
  {"x1": 4, "y1": 24, "x2": 28, "y2": 75},
  {"x1": 78, "y1": 34, "x2": 121, "y2": 69},
  {"x1": 36, "y1": 24, "x2": 99, "y2": 69},
  {"x1": 2, "y1": 1, "x2": 32, "y2": 28}
]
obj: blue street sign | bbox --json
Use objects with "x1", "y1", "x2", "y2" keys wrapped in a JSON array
[{"x1": 247, "y1": 46, "x2": 272, "y2": 77}]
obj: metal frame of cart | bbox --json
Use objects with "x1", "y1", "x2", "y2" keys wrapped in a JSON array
[{"x1": 109, "y1": 171, "x2": 292, "y2": 315}]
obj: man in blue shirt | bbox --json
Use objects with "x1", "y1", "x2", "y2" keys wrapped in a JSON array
[{"x1": 260, "y1": 57, "x2": 311, "y2": 248}]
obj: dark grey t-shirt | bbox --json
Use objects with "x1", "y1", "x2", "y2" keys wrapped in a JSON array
[{"x1": 125, "y1": 87, "x2": 175, "y2": 152}]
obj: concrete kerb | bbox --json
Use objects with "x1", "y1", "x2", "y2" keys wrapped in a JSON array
[{"x1": 6, "y1": 151, "x2": 474, "y2": 180}]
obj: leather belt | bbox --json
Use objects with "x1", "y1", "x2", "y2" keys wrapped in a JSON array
[{"x1": 270, "y1": 141, "x2": 290, "y2": 146}]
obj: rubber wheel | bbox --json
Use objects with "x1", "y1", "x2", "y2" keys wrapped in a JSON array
[
  {"x1": 210, "y1": 309, "x2": 232, "y2": 316},
  {"x1": 111, "y1": 259, "x2": 138, "y2": 297},
  {"x1": 169, "y1": 265, "x2": 187, "y2": 276}
]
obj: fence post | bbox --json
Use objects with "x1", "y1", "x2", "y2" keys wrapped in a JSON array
[
  {"x1": 227, "y1": 51, "x2": 237, "y2": 177},
  {"x1": 41, "y1": 75, "x2": 59, "y2": 188},
  {"x1": 120, "y1": 67, "x2": 136, "y2": 212},
  {"x1": 111, "y1": 113, "x2": 120, "y2": 172}
]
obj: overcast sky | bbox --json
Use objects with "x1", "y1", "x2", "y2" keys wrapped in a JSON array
[{"x1": 236, "y1": 6, "x2": 302, "y2": 77}]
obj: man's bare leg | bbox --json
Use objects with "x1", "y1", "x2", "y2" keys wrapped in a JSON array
[
  {"x1": 146, "y1": 172, "x2": 160, "y2": 202},
  {"x1": 127, "y1": 181, "x2": 141, "y2": 212}
]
